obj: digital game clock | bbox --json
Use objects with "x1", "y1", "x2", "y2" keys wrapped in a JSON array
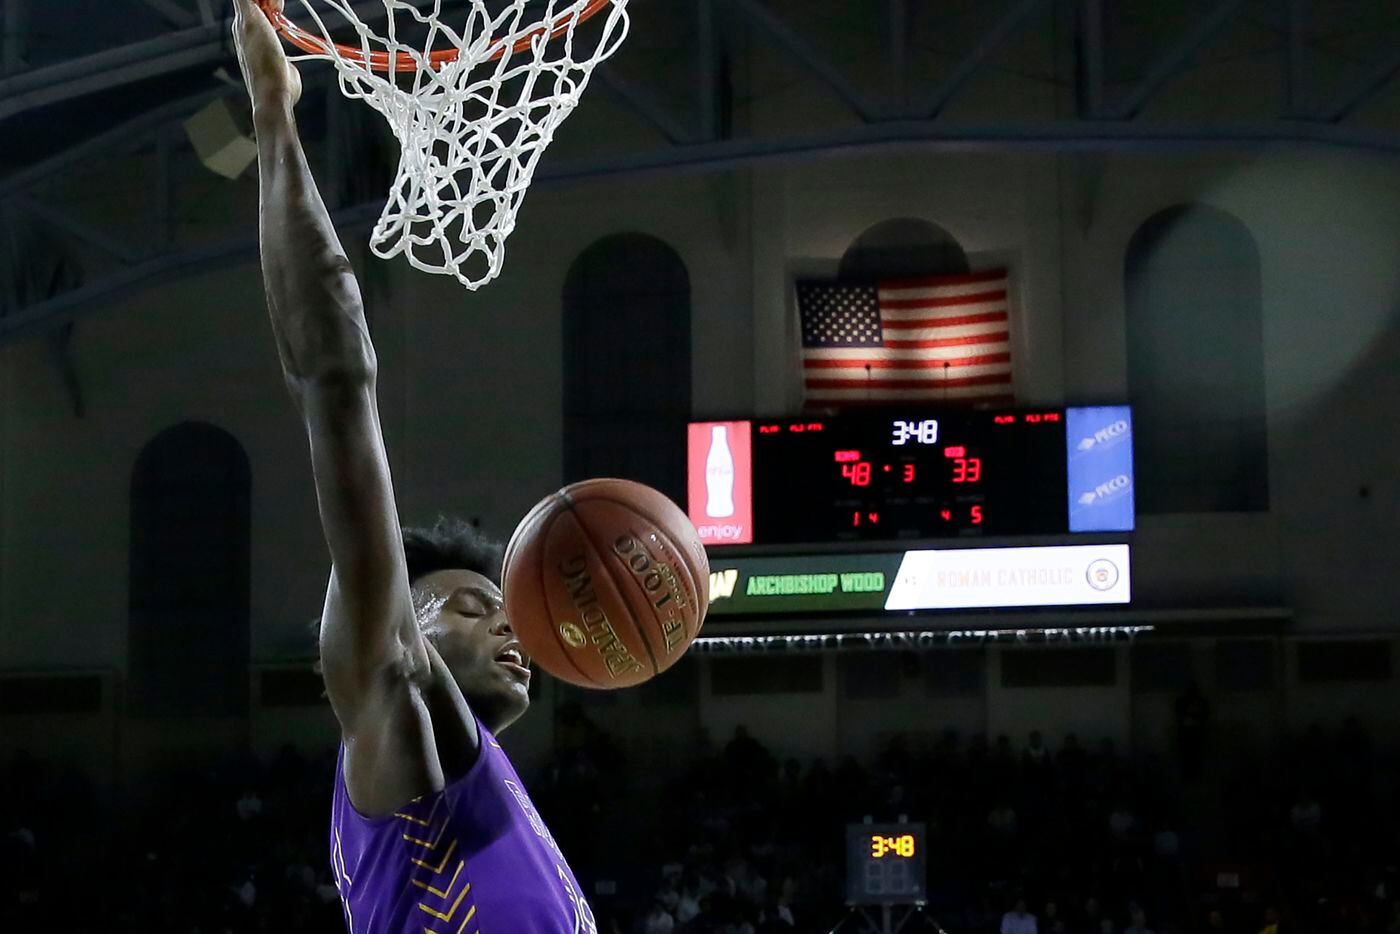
[
  {"x1": 846, "y1": 822, "x2": 927, "y2": 905},
  {"x1": 686, "y1": 406, "x2": 1135, "y2": 547}
]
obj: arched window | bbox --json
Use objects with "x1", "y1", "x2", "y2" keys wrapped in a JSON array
[
  {"x1": 1126, "y1": 204, "x2": 1268, "y2": 513},
  {"x1": 129, "y1": 422, "x2": 252, "y2": 717},
  {"x1": 562, "y1": 233, "x2": 691, "y2": 500},
  {"x1": 839, "y1": 217, "x2": 970, "y2": 281}
]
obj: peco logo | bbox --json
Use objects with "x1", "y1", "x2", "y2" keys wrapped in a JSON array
[
  {"x1": 1076, "y1": 419, "x2": 1130, "y2": 452},
  {"x1": 1077, "y1": 474, "x2": 1131, "y2": 506}
]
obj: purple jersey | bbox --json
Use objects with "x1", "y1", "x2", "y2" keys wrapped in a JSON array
[{"x1": 330, "y1": 721, "x2": 594, "y2": 934}]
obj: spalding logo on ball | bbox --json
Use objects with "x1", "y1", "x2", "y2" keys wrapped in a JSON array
[{"x1": 502, "y1": 478, "x2": 710, "y2": 689}]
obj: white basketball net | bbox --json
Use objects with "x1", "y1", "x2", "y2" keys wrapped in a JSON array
[{"x1": 282, "y1": 0, "x2": 630, "y2": 289}]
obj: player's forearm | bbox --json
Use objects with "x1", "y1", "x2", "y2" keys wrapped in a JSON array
[{"x1": 253, "y1": 100, "x2": 375, "y2": 383}]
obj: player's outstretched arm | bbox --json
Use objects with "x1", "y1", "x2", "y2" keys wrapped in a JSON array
[{"x1": 232, "y1": 0, "x2": 429, "y2": 736}]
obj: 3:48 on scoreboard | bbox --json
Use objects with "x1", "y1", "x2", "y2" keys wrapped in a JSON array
[
  {"x1": 686, "y1": 407, "x2": 1135, "y2": 547},
  {"x1": 846, "y1": 823, "x2": 927, "y2": 906}
]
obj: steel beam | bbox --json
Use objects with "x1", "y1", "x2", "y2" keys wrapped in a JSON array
[
  {"x1": 888, "y1": 0, "x2": 907, "y2": 111},
  {"x1": 0, "y1": 0, "x2": 447, "y2": 122},
  {"x1": 698, "y1": 0, "x2": 717, "y2": 140},
  {"x1": 1285, "y1": 0, "x2": 1306, "y2": 116},
  {"x1": 595, "y1": 66, "x2": 694, "y2": 145},
  {"x1": 921, "y1": 0, "x2": 1051, "y2": 119},
  {"x1": 727, "y1": 0, "x2": 880, "y2": 123},
  {"x1": 0, "y1": 86, "x2": 234, "y2": 199},
  {"x1": 11, "y1": 195, "x2": 142, "y2": 265},
  {"x1": 1114, "y1": 0, "x2": 1250, "y2": 120},
  {"x1": 1320, "y1": 46, "x2": 1400, "y2": 123},
  {"x1": 3, "y1": 0, "x2": 27, "y2": 76},
  {"x1": 1078, "y1": 0, "x2": 1104, "y2": 118},
  {"x1": 141, "y1": 0, "x2": 198, "y2": 29},
  {"x1": 8, "y1": 116, "x2": 1400, "y2": 346}
]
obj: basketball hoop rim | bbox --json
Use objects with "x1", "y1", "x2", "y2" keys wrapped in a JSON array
[{"x1": 256, "y1": 0, "x2": 618, "y2": 73}]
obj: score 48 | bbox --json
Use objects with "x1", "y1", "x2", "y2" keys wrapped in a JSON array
[{"x1": 840, "y1": 461, "x2": 917, "y2": 487}]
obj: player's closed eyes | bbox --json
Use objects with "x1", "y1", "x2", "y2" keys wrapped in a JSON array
[{"x1": 455, "y1": 587, "x2": 500, "y2": 616}]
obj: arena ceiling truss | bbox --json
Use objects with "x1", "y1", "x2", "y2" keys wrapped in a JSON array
[{"x1": 3, "y1": 0, "x2": 1400, "y2": 372}]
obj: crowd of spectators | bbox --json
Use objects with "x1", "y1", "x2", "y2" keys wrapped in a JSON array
[{"x1": 2, "y1": 709, "x2": 1398, "y2": 934}]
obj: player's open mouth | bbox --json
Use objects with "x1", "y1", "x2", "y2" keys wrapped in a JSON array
[{"x1": 496, "y1": 644, "x2": 531, "y2": 681}]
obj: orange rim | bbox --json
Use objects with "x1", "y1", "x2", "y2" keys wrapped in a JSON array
[{"x1": 257, "y1": 0, "x2": 616, "y2": 73}]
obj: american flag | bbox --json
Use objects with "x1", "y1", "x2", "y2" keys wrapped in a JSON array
[{"x1": 796, "y1": 269, "x2": 1014, "y2": 406}]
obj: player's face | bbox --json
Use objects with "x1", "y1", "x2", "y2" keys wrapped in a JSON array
[{"x1": 416, "y1": 569, "x2": 531, "y2": 733}]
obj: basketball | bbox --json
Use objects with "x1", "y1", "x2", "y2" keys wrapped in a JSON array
[{"x1": 501, "y1": 478, "x2": 710, "y2": 689}]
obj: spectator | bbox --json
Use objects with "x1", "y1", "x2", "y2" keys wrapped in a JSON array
[
  {"x1": 1109, "y1": 802, "x2": 1137, "y2": 839},
  {"x1": 1201, "y1": 908, "x2": 1230, "y2": 933},
  {"x1": 1081, "y1": 896, "x2": 1106, "y2": 934},
  {"x1": 1289, "y1": 791, "x2": 1322, "y2": 836},
  {"x1": 9, "y1": 714, "x2": 1400, "y2": 934},
  {"x1": 1024, "y1": 731, "x2": 1052, "y2": 769},
  {"x1": 1002, "y1": 896, "x2": 1038, "y2": 934},
  {"x1": 989, "y1": 801, "x2": 1019, "y2": 838},
  {"x1": 1124, "y1": 904, "x2": 1154, "y2": 934},
  {"x1": 643, "y1": 900, "x2": 676, "y2": 934},
  {"x1": 676, "y1": 872, "x2": 702, "y2": 925},
  {"x1": 767, "y1": 876, "x2": 797, "y2": 928},
  {"x1": 1174, "y1": 681, "x2": 1211, "y2": 780}
]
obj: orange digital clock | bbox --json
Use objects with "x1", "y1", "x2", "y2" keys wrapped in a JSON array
[{"x1": 869, "y1": 833, "x2": 917, "y2": 858}]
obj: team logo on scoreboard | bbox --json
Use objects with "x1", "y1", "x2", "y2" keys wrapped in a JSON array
[
  {"x1": 1086, "y1": 558, "x2": 1120, "y2": 591},
  {"x1": 709, "y1": 569, "x2": 740, "y2": 601}
]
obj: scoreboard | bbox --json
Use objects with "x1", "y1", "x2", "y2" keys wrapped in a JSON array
[
  {"x1": 687, "y1": 406, "x2": 1135, "y2": 547},
  {"x1": 846, "y1": 823, "x2": 927, "y2": 905}
]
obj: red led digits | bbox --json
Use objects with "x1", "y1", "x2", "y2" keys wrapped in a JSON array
[
  {"x1": 834, "y1": 450, "x2": 861, "y2": 463},
  {"x1": 951, "y1": 458, "x2": 982, "y2": 483},
  {"x1": 902, "y1": 464, "x2": 916, "y2": 483},
  {"x1": 971, "y1": 505, "x2": 984, "y2": 525},
  {"x1": 944, "y1": 446, "x2": 966, "y2": 459},
  {"x1": 841, "y1": 462, "x2": 873, "y2": 487}
]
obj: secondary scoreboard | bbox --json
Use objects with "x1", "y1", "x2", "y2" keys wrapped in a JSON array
[{"x1": 846, "y1": 823, "x2": 927, "y2": 905}]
